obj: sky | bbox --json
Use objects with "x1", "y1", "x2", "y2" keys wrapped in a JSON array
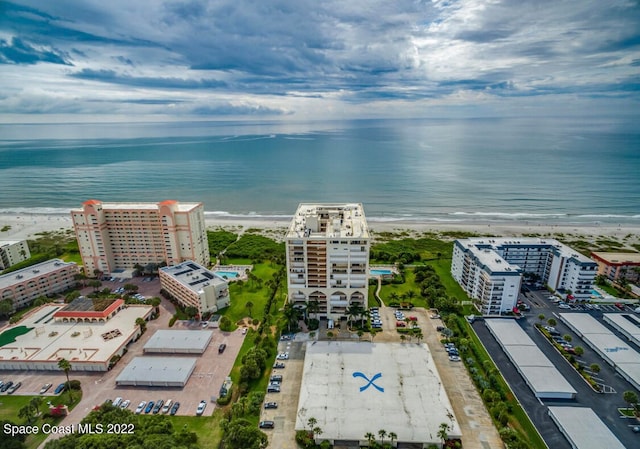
[{"x1": 1, "y1": 0, "x2": 639, "y2": 122}]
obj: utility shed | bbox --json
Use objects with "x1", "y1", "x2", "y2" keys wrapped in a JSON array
[
  {"x1": 548, "y1": 406, "x2": 626, "y2": 449},
  {"x1": 143, "y1": 330, "x2": 213, "y2": 354},
  {"x1": 485, "y1": 319, "x2": 576, "y2": 399},
  {"x1": 115, "y1": 357, "x2": 197, "y2": 387},
  {"x1": 296, "y1": 342, "x2": 461, "y2": 448}
]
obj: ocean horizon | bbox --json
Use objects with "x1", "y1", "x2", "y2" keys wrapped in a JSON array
[{"x1": 1, "y1": 117, "x2": 639, "y2": 226}]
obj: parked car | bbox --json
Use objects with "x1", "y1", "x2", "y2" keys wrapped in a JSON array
[
  {"x1": 1, "y1": 381, "x2": 13, "y2": 393},
  {"x1": 264, "y1": 402, "x2": 278, "y2": 409},
  {"x1": 152, "y1": 399, "x2": 164, "y2": 414},
  {"x1": 273, "y1": 362, "x2": 285, "y2": 369},
  {"x1": 259, "y1": 421, "x2": 275, "y2": 429},
  {"x1": 7, "y1": 382, "x2": 21, "y2": 394},
  {"x1": 169, "y1": 402, "x2": 180, "y2": 416},
  {"x1": 430, "y1": 314, "x2": 441, "y2": 319},
  {"x1": 39, "y1": 383, "x2": 52, "y2": 394},
  {"x1": 112, "y1": 397, "x2": 123, "y2": 407},
  {"x1": 120, "y1": 400, "x2": 131, "y2": 409},
  {"x1": 196, "y1": 400, "x2": 207, "y2": 416},
  {"x1": 242, "y1": 328, "x2": 248, "y2": 335},
  {"x1": 161, "y1": 400, "x2": 173, "y2": 413},
  {"x1": 218, "y1": 343, "x2": 227, "y2": 353},
  {"x1": 276, "y1": 352, "x2": 289, "y2": 360},
  {"x1": 270, "y1": 375, "x2": 283, "y2": 382},
  {"x1": 267, "y1": 385, "x2": 281, "y2": 393},
  {"x1": 144, "y1": 401, "x2": 155, "y2": 414},
  {"x1": 135, "y1": 401, "x2": 146, "y2": 414},
  {"x1": 449, "y1": 355, "x2": 461, "y2": 362},
  {"x1": 396, "y1": 321, "x2": 406, "y2": 327}
]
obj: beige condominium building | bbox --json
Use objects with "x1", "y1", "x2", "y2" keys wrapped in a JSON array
[
  {"x1": 286, "y1": 203, "x2": 370, "y2": 320},
  {"x1": 0, "y1": 239, "x2": 31, "y2": 270},
  {"x1": 0, "y1": 259, "x2": 78, "y2": 311},
  {"x1": 71, "y1": 200, "x2": 209, "y2": 276},
  {"x1": 591, "y1": 251, "x2": 640, "y2": 284},
  {"x1": 159, "y1": 261, "x2": 230, "y2": 317}
]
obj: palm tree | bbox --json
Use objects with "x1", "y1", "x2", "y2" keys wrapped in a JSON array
[
  {"x1": 388, "y1": 292, "x2": 400, "y2": 304},
  {"x1": 437, "y1": 422, "x2": 450, "y2": 444},
  {"x1": 135, "y1": 317, "x2": 146, "y2": 333},
  {"x1": 58, "y1": 358, "x2": 73, "y2": 401},
  {"x1": 378, "y1": 429, "x2": 387, "y2": 445},
  {"x1": 307, "y1": 417, "x2": 317, "y2": 433},
  {"x1": 364, "y1": 432, "x2": 375, "y2": 446},
  {"x1": 307, "y1": 300, "x2": 320, "y2": 320},
  {"x1": 389, "y1": 431, "x2": 397, "y2": 447},
  {"x1": 246, "y1": 301, "x2": 254, "y2": 318}
]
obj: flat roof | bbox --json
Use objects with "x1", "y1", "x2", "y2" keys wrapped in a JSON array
[
  {"x1": 602, "y1": 313, "x2": 640, "y2": 343},
  {"x1": 144, "y1": 330, "x2": 213, "y2": 353},
  {"x1": 115, "y1": 356, "x2": 197, "y2": 387},
  {"x1": 0, "y1": 304, "x2": 151, "y2": 369},
  {"x1": 74, "y1": 200, "x2": 201, "y2": 213},
  {"x1": 287, "y1": 203, "x2": 369, "y2": 239},
  {"x1": 0, "y1": 259, "x2": 76, "y2": 290},
  {"x1": 160, "y1": 261, "x2": 227, "y2": 293},
  {"x1": 591, "y1": 252, "x2": 640, "y2": 265},
  {"x1": 54, "y1": 298, "x2": 124, "y2": 319},
  {"x1": 548, "y1": 407, "x2": 626, "y2": 449},
  {"x1": 485, "y1": 319, "x2": 576, "y2": 398},
  {"x1": 296, "y1": 341, "x2": 460, "y2": 445},
  {"x1": 559, "y1": 313, "x2": 610, "y2": 334}
]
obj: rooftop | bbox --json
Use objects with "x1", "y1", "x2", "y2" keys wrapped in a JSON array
[
  {"x1": 287, "y1": 203, "x2": 369, "y2": 239},
  {"x1": 115, "y1": 356, "x2": 197, "y2": 386},
  {"x1": 54, "y1": 297, "x2": 124, "y2": 317},
  {"x1": 591, "y1": 251, "x2": 640, "y2": 265},
  {"x1": 144, "y1": 330, "x2": 213, "y2": 353},
  {"x1": 160, "y1": 261, "x2": 227, "y2": 293},
  {"x1": 548, "y1": 406, "x2": 626, "y2": 449},
  {"x1": 0, "y1": 259, "x2": 76, "y2": 290},
  {"x1": 296, "y1": 341, "x2": 460, "y2": 445},
  {"x1": 74, "y1": 200, "x2": 201, "y2": 213}
]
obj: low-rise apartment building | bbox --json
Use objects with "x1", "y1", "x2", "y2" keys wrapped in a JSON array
[
  {"x1": 71, "y1": 199, "x2": 209, "y2": 275},
  {"x1": 0, "y1": 240, "x2": 31, "y2": 270},
  {"x1": 159, "y1": 261, "x2": 230, "y2": 317},
  {"x1": 285, "y1": 203, "x2": 370, "y2": 320},
  {"x1": 452, "y1": 238, "x2": 597, "y2": 314},
  {"x1": 591, "y1": 252, "x2": 640, "y2": 284},
  {"x1": 0, "y1": 259, "x2": 78, "y2": 310}
]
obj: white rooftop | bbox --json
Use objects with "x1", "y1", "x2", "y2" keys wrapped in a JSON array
[
  {"x1": 287, "y1": 203, "x2": 369, "y2": 239},
  {"x1": 144, "y1": 330, "x2": 213, "y2": 353},
  {"x1": 296, "y1": 341, "x2": 460, "y2": 446},
  {"x1": 72, "y1": 201, "x2": 201, "y2": 213},
  {"x1": 160, "y1": 261, "x2": 227, "y2": 293},
  {"x1": 485, "y1": 319, "x2": 576, "y2": 398},
  {"x1": 115, "y1": 356, "x2": 197, "y2": 386},
  {"x1": 603, "y1": 313, "x2": 640, "y2": 342},
  {"x1": 0, "y1": 259, "x2": 76, "y2": 290},
  {"x1": 548, "y1": 407, "x2": 626, "y2": 449},
  {"x1": 0, "y1": 304, "x2": 151, "y2": 369}
]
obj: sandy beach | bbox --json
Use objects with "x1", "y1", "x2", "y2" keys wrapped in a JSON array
[{"x1": 0, "y1": 212, "x2": 638, "y2": 244}]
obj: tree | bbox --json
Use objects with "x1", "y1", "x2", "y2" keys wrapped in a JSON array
[
  {"x1": 389, "y1": 431, "x2": 397, "y2": 446},
  {"x1": 537, "y1": 314, "x2": 545, "y2": 323},
  {"x1": 547, "y1": 318, "x2": 557, "y2": 327},
  {"x1": 563, "y1": 334, "x2": 572, "y2": 343},
  {"x1": 437, "y1": 422, "x2": 451, "y2": 444},
  {"x1": 378, "y1": 429, "x2": 387, "y2": 445},
  {"x1": 0, "y1": 299, "x2": 14, "y2": 319},
  {"x1": 123, "y1": 283, "x2": 138, "y2": 293},
  {"x1": 283, "y1": 302, "x2": 299, "y2": 332},
  {"x1": 307, "y1": 417, "x2": 318, "y2": 432},
  {"x1": 185, "y1": 306, "x2": 199, "y2": 319},
  {"x1": 307, "y1": 300, "x2": 320, "y2": 320},
  {"x1": 623, "y1": 390, "x2": 639, "y2": 415},
  {"x1": 58, "y1": 358, "x2": 73, "y2": 401},
  {"x1": 590, "y1": 363, "x2": 601, "y2": 374},
  {"x1": 574, "y1": 346, "x2": 584, "y2": 357},
  {"x1": 246, "y1": 301, "x2": 254, "y2": 318},
  {"x1": 88, "y1": 279, "x2": 102, "y2": 292},
  {"x1": 365, "y1": 432, "x2": 376, "y2": 446}
]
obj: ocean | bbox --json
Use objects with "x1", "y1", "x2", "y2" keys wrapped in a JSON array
[{"x1": 0, "y1": 117, "x2": 638, "y2": 225}]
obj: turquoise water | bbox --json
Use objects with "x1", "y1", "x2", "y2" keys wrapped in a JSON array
[
  {"x1": 591, "y1": 289, "x2": 602, "y2": 297},
  {"x1": 215, "y1": 271, "x2": 239, "y2": 279},
  {"x1": 371, "y1": 269, "x2": 392, "y2": 276},
  {"x1": 0, "y1": 117, "x2": 638, "y2": 224}
]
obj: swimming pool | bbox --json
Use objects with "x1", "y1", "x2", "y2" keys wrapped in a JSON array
[
  {"x1": 591, "y1": 289, "x2": 602, "y2": 297},
  {"x1": 215, "y1": 271, "x2": 239, "y2": 279},
  {"x1": 370, "y1": 269, "x2": 392, "y2": 276}
]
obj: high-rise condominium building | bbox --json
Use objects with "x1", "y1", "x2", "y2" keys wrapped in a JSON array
[
  {"x1": 0, "y1": 240, "x2": 31, "y2": 270},
  {"x1": 71, "y1": 200, "x2": 209, "y2": 275},
  {"x1": 286, "y1": 203, "x2": 370, "y2": 320},
  {"x1": 452, "y1": 238, "x2": 597, "y2": 315}
]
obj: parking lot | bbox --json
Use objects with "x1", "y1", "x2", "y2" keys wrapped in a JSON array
[
  {"x1": 1, "y1": 275, "x2": 247, "y2": 440},
  {"x1": 474, "y1": 287, "x2": 640, "y2": 449}
]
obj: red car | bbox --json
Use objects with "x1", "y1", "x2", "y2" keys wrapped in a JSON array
[
  {"x1": 396, "y1": 321, "x2": 406, "y2": 327},
  {"x1": 408, "y1": 316, "x2": 417, "y2": 321}
]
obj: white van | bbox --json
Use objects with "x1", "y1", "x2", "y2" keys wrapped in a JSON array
[{"x1": 161, "y1": 399, "x2": 172, "y2": 414}]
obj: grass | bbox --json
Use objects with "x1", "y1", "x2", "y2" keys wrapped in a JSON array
[
  {"x1": 0, "y1": 325, "x2": 33, "y2": 346},
  {"x1": 169, "y1": 410, "x2": 225, "y2": 449},
  {"x1": 0, "y1": 389, "x2": 83, "y2": 449}
]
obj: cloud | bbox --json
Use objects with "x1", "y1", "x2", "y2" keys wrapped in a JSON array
[{"x1": 0, "y1": 0, "x2": 638, "y2": 119}]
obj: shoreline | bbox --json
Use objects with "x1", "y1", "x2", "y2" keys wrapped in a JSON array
[{"x1": 1, "y1": 212, "x2": 639, "y2": 243}]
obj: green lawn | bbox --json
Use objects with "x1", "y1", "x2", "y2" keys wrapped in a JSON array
[
  {"x1": 168, "y1": 411, "x2": 225, "y2": 449},
  {"x1": 0, "y1": 325, "x2": 33, "y2": 346}
]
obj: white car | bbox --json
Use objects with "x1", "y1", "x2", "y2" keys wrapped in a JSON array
[
  {"x1": 196, "y1": 400, "x2": 207, "y2": 416},
  {"x1": 120, "y1": 399, "x2": 131, "y2": 409},
  {"x1": 276, "y1": 352, "x2": 289, "y2": 360},
  {"x1": 134, "y1": 401, "x2": 146, "y2": 414}
]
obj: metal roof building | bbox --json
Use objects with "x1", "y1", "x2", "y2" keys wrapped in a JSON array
[
  {"x1": 602, "y1": 313, "x2": 640, "y2": 347},
  {"x1": 547, "y1": 406, "x2": 626, "y2": 449},
  {"x1": 143, "y1": 330, "x2": 213, "y2": 354},
  {"x1": 560, "y1": 313, "x2": 640, "y2": 390},
  {"x1": 295, "y1": 341, "x2": 461, "y2": 448},
  {"x1": 485, "y1": 319, "x2": 577, "y2": 399},
  {"x1": 115, "y1": 356, "x2": 197, "y2": 387}
]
